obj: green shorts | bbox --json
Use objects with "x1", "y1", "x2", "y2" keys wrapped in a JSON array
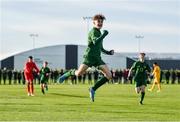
[
  {"x1": 40, "y1": 75, "x2": 48, "y2": 84},
  {"x1": 134, "y1": 80, "x2": 147, "y2": 87},
  {"x1": 83, "y1": 55, "x2": 105, "y2": 67}
]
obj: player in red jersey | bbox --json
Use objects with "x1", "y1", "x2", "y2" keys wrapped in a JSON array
[{"x1": 24, "y1": 56, "x2": 39, "y2": 96}]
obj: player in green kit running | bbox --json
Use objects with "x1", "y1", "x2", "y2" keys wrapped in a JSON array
[
  {"x1": 40, "y1": 61, "x2": 50, "y2": 94},
  {"x1": 57, "y1": 14, "x2": 114, "y2": 102},
  {"x1": 128, "y1": 53, "x2": 151, "y2": 105}
]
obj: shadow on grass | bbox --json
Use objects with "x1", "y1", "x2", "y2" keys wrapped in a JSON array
[
  {"x1": 0, "y1": 103, "x2": 42, "y2": 105},
  {"x1": 94, "y1": 110, "x2": 172, "y2": 115},
  {"x1": 54, "y1": 103, "x2": 90, "y2": 106},
  {"x1": 50, "y1": 93, "x2": 88, "y2": 98}
]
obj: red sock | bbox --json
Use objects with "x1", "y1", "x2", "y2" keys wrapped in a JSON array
[
  {"x1": 31, "y1": 83, "x2": 34, "y2": 94},
  {"x1": 27, "y1": 83, "x2": 30, "y2": 93}
]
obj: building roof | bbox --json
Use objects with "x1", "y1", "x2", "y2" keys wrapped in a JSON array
[{"x1": 1, "y1": 44, "x2": 180, "y2": 61}]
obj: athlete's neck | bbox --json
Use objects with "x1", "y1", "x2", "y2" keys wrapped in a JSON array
[
  {"x1": 93, "y1": 27, "x2": 101, "y2": 30},
  {"x1": 139, "y1": 59, "x2": 144, "y2": 63}
]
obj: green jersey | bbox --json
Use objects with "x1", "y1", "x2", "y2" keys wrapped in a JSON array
[
  {"x1": 84, "y1": 27, "x2": 110, "y2": 59},
  {"x1": 83, "y1": 27, "x2": 110, "y2": 67},
  {"x1": 131, "y1": 61, "x2": 151, "y2": 83},
  {"x1": 40, "y1": 67, "x2": 50, "y2": 83}
]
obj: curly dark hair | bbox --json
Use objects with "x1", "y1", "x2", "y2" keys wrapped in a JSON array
[
  {"x1": 44, "y1": 61, "x2": 48, "y2": 64},
  {"x1": 93, "y1": 14, "x2": 106, "y2": 21},
  {"x1": 153, "y1": 62, "x2": 158, "y2": 65}
]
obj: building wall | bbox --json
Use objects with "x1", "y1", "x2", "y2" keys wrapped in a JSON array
[
  {"x1": 102, "y1": 53, "x2": 126, "y2": 69},
  {"x1": 126, "y1": 58, "x2": 180, "y2": 70},
  {"x1": 77, "y1": 45, "x2": 86, "y2": 67},
  {"x1": 148, "y1": 60, "x2": 180, "y2": 70},
  {"x1": 1, "y1": 44, "x2": 179, "y2": 70},
  {"x1": 65, "y1": 45, "x2": 78, "y2": 69},
  {"x1": 1, "y1": 56, "x2": 14, "y2": 70},
  {"x1": 14, "y1": 45, "x2": 66, "y2": 70}
]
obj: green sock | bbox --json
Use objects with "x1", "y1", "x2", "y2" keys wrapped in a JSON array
[
  {"x1": 92, "y1": 77, "x2": 109, "y2": 91},
  {"x1": 41, "y1": 88, "x2": 45, "y2": 94},
  {"x1": 64, "y1": 69, "x2": 76, "y2": 77},
  {"x1": 141, "y1": 92, "x2": 145, "y2": 102}
]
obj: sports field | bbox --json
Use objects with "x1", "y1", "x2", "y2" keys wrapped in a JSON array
[{"x1": 0, "y1": 84, "x2": 180, "y2": 121}]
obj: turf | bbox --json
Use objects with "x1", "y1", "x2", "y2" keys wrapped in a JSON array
[{"x1": 0, "y1": 84, "x2": 180, "y2": 121}]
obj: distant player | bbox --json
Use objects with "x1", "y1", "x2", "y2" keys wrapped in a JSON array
[
  {"x1": 128, "y1": 53, "x2": 151, "y2": 105},
  {"x1": 24, "y1": 56, "x2": 39, "y2": 96},
  {"x1": 40, "y1": 61, "x2": 50, "y2": 94},
  {"x1": 57, "y1": 14, "x2": 114, "y2": 102},
  {"x1": 148, "y1": 62, "x2": 161, "y2": 92}
]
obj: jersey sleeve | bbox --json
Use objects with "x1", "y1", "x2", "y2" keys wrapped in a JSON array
[
  {"x1": 33, "y1": 63, "x2": 39, "y2": 73},
  {"x1": 24, "y1": 62, "x2": 30, "y2": 73},
  {"x1": 23, "y1": 63, "x2": 27, "y2": 71},
  {"x1": 101, "y1": 44, "x2": 111, "y2": 55},
  {"x1": 47, "y1": 68, "x2": 50, "y2": 73},
  {"x1": 90, "y1": 29, "x2": 106, "y2": 45},
  {"x1": 45, "y1": 67, "x2": 50, "y2": 74},
  {"x1": 40, "y1": 68, "x2": 43, "y2": 74},
  {"x1": 131, "y1": 62, "x2": 137, "y2": 71}
]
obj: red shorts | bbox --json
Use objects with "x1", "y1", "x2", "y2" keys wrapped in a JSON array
[{"x1": 24, "y1": 72, "x2": 34, "y2": 82}]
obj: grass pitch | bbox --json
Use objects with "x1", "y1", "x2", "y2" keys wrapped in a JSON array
[{"x1": 0, "y1": 84, "x2": 180, "y2": 121}]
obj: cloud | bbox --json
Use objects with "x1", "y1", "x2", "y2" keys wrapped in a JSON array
[
  {"x1": 1, "y1": 0, "x2": 180, "y2": 58},
  {"x1": 62, "y1": 0, "x2": 180, "y2": 16}
]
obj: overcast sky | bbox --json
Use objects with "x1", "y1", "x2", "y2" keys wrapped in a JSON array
[{"x1": 0, "y1": 0, "x2": 180, "y2": 59}]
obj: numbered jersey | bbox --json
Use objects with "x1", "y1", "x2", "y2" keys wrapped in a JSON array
[{"x1": 131, "y1": 61, "x2": 151, "y2": 82}]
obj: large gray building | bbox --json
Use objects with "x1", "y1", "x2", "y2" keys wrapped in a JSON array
[
  {"x1": 0, "y1": 44, "x2": 180, "y2": 70},
  {"x1": 0, "y1": 44, "x2": 127, "y2": 70}
]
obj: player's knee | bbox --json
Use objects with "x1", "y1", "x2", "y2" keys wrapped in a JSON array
[
  {"x1": 135, "y1": 89, "x2": 140, "y2": 94},
  {"x1": 136, "y1": 90, "x2": 140, "y2": 94},
  {"x1": 105, "y1": 74, "x2": 112, "y2": 80},
  {"x1": 141, "y1": 89, "x2": 145, "y2": 93},
  {"x1": 109, "y1": 75, "x2": 112, "y2": 80},
  {"x1": 75, "y1": 71, "x2": 82, "y2": 77}
]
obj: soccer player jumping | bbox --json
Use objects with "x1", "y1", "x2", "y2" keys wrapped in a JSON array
[
  {"x1": 57, "y1": 14, "x2": 114, "y2": 102},
  {"x1": 128, "y1": 53, "x2": 151, "y2": 105}
]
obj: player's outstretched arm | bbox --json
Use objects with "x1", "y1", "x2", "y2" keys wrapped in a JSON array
[
  {"x1": 128, "y1": 62, "x2": 136, "y2": 79},
  {"x1": 128, "y1": 68, "x2": 132, "y2": 79},
  {"x1": 91, "y1": 30, "x2": 108, "y2": 45},
  {"x1": 101, "y1": 48, "x2": 114, "y2": 55},
  {"x1": 33, "y1": 63, "x2": 40, "y2": 73}
]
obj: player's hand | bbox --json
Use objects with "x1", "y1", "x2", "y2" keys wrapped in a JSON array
[
  {"x1": 150, "y1": 74, "x2": 153, "y2": 79},
  {"x1": 102, "y1": 30, "x2": 109, "y2": 36},
  {"x1": 109, "y1": 50, "x2": 114, "y2": 55}
]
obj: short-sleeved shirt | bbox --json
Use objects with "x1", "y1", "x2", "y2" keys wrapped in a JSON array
[
  {"x1": 40, "y1": 67, "x2": 50, "y2": 83},
  {"x1": 131, "y1": 61, "x2": 151, "y2": 87}
]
